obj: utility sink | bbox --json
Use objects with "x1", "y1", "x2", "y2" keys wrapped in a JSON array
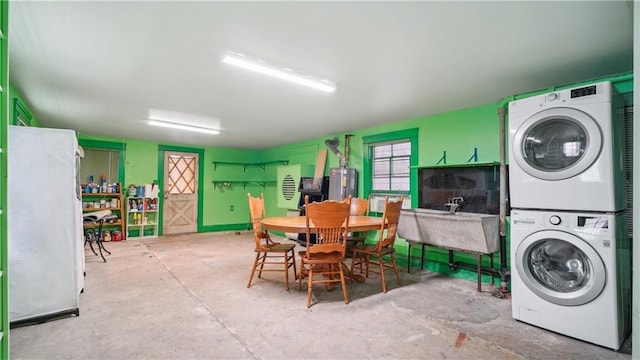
[{"x1": 398, "y1": 208, "x2": 499, "y2": 255}]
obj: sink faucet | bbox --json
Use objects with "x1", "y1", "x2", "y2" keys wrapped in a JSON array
[{"x1": 445, "y1": 196, "x2": 465, "y2": 214}]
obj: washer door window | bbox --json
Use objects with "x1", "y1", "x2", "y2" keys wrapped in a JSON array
[
  {"x1": 513, "y1": 107, "x2": 603, "y2": 180},
  {"x1": 514, "y1": 230, "x2": 606, "y2": 306}
]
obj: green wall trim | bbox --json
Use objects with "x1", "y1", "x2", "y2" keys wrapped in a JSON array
[
  {"x1": 78, "y1": 139, "x2": 126, "y2": 150},
  {"x1": 78, "y1": 139, "x2": 126, "y2": 186},
  {"x1": 157, "y1": 145, "x2": 205, "y2": 235},
  {"x1": 12, "y1": 98, "x2": 33, "y2": 126},
  {"x1": 362, "y1": 128, "x2": 419, "y2": 208},
  {"x1": 362, "y1": 128, "x2": 419, "y2": 145},
  {"x1": 202, "y1": 223, "x2": 251, "y2": 232}
]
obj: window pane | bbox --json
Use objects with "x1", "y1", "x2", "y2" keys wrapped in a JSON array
[
  {"x1": 374, "y1": 145, "x2": 392, "y2": 158},
  {"x1": 391, "y1": 177, "x2": 410, "y2": 191},
  {"x1": 392, "y1": 142, "x2": 411, "y2": 156},
  {"x1": 373, "y1": 177, "x2": 389, "y2": 191},
  {"x1": 374, "y1": 159, "x2": 390, "y2": 176},
  {"x1": 392, "y1": 158, "x2": 410, "y2": 175}
]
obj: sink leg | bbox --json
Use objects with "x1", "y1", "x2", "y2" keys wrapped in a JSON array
[
  {"x1": 477, "y1": 254, "x2": 482, "y2": 292},
  {"x1": 407, "y1": 242, "x2": 412, "y2": 273}
]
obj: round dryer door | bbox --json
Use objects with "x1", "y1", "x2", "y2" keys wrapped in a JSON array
[
  {"x1": 514, "y1": 230, "x2": 606, "y2": 306},
  {"x1": 512, "y1": 107, "x2": 603, "y2": 180}
]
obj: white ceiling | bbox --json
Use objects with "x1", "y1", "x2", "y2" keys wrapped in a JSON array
[{"x1": 8, "y1": 1, "x2": 634, "y2": 150}]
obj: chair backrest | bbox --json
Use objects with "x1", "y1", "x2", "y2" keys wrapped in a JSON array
[
  {"x1": 376, "y1": 196, "x2": 404, "y2": 250},
  {"x1": 349, "y1": 197, "x2": 369, "y2": 216},
  {"x1": 304, "y1": 195, "x2": 351, "y2": 257},
  {"x1": 247, "y1": 193, "x2": 269, "y2": 250}
]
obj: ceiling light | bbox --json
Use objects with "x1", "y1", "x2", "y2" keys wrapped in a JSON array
[
  {"x1": 222, "y1": 51, "x2": 336, "y2": 93},
  {"x1": 147, "y1": 119, "x2": 220, "y2": 135}
]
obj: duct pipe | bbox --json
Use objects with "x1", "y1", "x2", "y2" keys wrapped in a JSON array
[
  {"x1": 497, "y1": 106, "x2": 510, "y2": 297},
  {"x1": 344, "y1": 134, "x2": 353, "y2": 168}
]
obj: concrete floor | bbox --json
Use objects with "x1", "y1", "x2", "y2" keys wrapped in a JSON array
[{"x1": 10, "y1": 231, "x2": 632, "y2": 359}]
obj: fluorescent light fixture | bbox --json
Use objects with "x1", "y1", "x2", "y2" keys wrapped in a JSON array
[
  {"x1": 147, "y1": 119, "x2": 220, "y2": 135},
  {"x1": 146, "y1": 109, "x2": 221, "y2": 135},
  {"x1": 222, "y1": 51, "x2": 336, "y2": 93}
]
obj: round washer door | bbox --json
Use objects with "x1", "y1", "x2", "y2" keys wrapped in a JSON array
[
  {"x1": 512, "y1": 107, "x2": 603, "y2": 180},
  {"x1": 514, "y1": 229, "x2": 606, "y2": 306}
]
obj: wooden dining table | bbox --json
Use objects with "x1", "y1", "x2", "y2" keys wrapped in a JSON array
[
  {"x1": 261, "y1": 215, "x2": 384, "y2": 234},
  {"x1": 261, "y1": 215, "x2": 385, "y2": 283}
]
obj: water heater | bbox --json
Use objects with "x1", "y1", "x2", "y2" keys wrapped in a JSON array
[{"x1": 329, "y1": 167, "x2": 357, "y2": 201}]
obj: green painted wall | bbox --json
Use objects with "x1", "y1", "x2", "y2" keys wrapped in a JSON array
[
  {"x1": 124, "y1": 140, "x2": 158, "y2": 186},
  {"x1": 19, "y1": 72, "x2": 636, "y2": 285},
  {"x1": 259, "y1": 102, "x2": 503, "y2": 282}
]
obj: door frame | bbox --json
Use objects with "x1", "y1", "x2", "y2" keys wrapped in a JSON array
[{"x1": 157, "y1": 145, "x2": 205, "y2": 235}]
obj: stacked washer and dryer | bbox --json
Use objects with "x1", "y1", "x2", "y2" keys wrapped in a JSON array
[{"x1": 508, "y1": 81, "x2": 631, "y2": 350}]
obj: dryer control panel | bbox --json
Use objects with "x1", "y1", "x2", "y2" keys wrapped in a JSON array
[{"x1": 571, "y1": 85, "x2": 597, "y2": 99}]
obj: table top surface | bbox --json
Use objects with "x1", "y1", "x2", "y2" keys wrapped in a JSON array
[{"x1": 261, "y1": 215, "x2": 384, "y2": 233}]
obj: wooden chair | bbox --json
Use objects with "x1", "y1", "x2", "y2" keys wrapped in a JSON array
[
  {"x1": 299, "y1": 195, "x2": 351, "y2": 308},
  {"x1": 350, "y1": 196, "x2": 404, "y2": 293},
  {"x1": 346, "y1": 197, "x2": 370, "y2": 256},
  {"x1": 247, "y1": 193, "x2": 297, "y2": 291}
]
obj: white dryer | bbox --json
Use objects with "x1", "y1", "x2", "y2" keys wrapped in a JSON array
[
  {"x1": 510, "y1": 209, "x2": 631, "y2": 350},
  {"x1": 508, "y1": 81, "x2": 625, "y2": 212}
]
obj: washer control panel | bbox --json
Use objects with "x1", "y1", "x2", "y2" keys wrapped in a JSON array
[{"x1": 511, "y1": 210, "x2": 613, "y2": 236}]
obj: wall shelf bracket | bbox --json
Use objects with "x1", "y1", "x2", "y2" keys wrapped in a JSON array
[
  {"x1": 467, "y1": 147, "x2": 479, "y2": 163},
  {"x1": 436, "y1": 151, "x2": 447, "y2": 165}
]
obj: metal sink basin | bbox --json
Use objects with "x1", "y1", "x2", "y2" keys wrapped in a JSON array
[{"x1": 398, "y1": 208, "x2": 499, "y2": 255}]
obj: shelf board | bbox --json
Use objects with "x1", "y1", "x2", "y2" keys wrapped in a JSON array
[
  {"x1": 212, "y1": 160, "x2": 289, "y2": 171},
  {"x1": 212, "y1": 180, "x2": 276, "y2": 189},
  {"x1": 413, "y1": 161, "x2": 500, "y2": 169},
  {"x1": 82, "y1": 192, "x2": 123, "y2": 197},
  {"x1": 84, "y1": 221, "x2": 123, "y2": 227},
  {"x1": 83, "y1": 208, "x2": 121, "y2": 212}
]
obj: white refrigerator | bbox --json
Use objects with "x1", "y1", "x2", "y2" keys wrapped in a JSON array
[{"x1": 8, "y1": 125, "x2": 85, "y2": 324}]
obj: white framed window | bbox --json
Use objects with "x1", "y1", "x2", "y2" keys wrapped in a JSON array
[
  {"x1": 372, "y1": 140, "x2": 411, "y2": 192},
  {"x1": 363, "y1": 128, "x2": 418, "y2": 212}
]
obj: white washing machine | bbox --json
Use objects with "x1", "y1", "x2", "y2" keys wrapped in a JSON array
[
  {"x1": 508, "y1": 81, "x2": 625, "y2": 212},
  {"x1": 510, "y1": 209, "x2": 631, "y2": 350}
]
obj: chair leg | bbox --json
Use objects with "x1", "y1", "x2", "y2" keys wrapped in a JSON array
[
  {"x1": 97, "y1": 240, "x2": 106, "y2": 263},
  {"x1": 291, "y1": 249, "x2": 297, "y2": 283},
  {"x1": 365, "y1": 254, "x2": 371, "y2": 278},
  {"x1": 283, "y1": 252, "x2": 290, "y2": 291},
  {"x1": 338, "y1": 262, "x2": 349, "y2": 305},
  {"x1": 349, "y1": 253, "x2": 357, "y2": 283},
  {"x1": 379, "y1": 255, "x2": 387, "y2": 293},
  {"x1": 257, "y1": 253, "x2": 267, "y2": 279},
  {"x1": 298, "y1": 263, "x2": 303, "y2": 291},
  {"x1": 391, "y1": 254, "x2": 402, "y2": 286},
  {"x1": 87, "y1": 239, "x2": 98, "y2": 256},
  {"x1": 247, "y1": 252, "x2": 262, "y2": 288},
  {"x1": 307, "y1": 266, "x2": 314, "y2": 308}
]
